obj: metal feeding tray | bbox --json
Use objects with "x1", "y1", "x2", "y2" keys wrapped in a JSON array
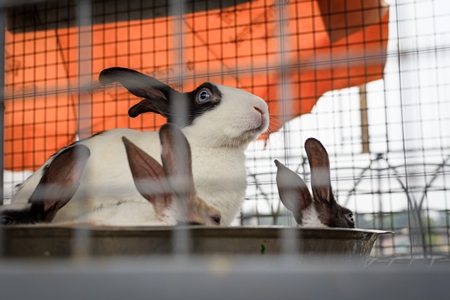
[{"x1": 1, "y1": 226, "x2": 391, "y2": 259}]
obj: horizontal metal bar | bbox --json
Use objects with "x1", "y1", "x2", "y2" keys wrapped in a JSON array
[{"x1": 0, "y1": 257, "x2": 449, "y2": 300}]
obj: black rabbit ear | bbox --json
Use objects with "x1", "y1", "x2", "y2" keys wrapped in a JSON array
[
  {"x1": 304, "y1": 138, "x2": 333, "y2": 204},
  {"x1": 99, "y1": 67, "x2": 177, "y2": 118},
  {"x1": 28, "y1": 144, "x2": 90, "y2": 223},
  {"x1": 128, "y1": 98, "x2": 170, "y2": 119},
  {"x1": 159, "y1": 123, "x2": 194, "y2": 217},
  {"x1": 304, "y1": 138, "x2": 356, "y2": 228},
  {"x1": 122, "y1": 137, "x2": 172, "y2": 216},
  {"x1": 274, "y1": 160, "x2": 313, "y2": 225}
]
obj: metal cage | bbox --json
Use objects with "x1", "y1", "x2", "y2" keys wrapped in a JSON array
[{"x1": 0, "y1": 0, "x2": 449, "y2": 260}]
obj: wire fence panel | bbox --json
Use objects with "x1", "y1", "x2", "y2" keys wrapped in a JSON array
[{"x1": 0, "y1": 0, "x2": 449, "y2": 259}]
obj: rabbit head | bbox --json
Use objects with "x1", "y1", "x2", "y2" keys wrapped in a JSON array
[
  {"x1": 274, "y1": 138, "x2": 355, "y2": 228},
  {"x1": 122, "y1": 123, "x2": 221, "y2": 226},
  {"x1": 0, "y1": 145, "x2": 90, "y2": 225},
  {"x1": 99, "y1": 67, "x2": 269, "y2": 149}
]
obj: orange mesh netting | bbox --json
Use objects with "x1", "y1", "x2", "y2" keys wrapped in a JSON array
[{"x1": 4, "y1": 0, "x2": 389, "y2": 171}]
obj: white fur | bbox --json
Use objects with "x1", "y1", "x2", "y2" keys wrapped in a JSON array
[
  {"x1": 12, "y1": 83, "x2": 269, "y2": 226},
  {"x1": 299, "y1": 205, "x2": 328, "y2": 228}
]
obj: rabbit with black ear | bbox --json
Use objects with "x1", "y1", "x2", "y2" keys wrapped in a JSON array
[
  {"x1": 12, "y1": 67, "x2": 269, "y2": 225},
  {"x1": 0, "y1": 145, "x2": 90, "y2": 226},
  {"x1": 274, "y1": 138, "x2": 355, "y2": 228}
]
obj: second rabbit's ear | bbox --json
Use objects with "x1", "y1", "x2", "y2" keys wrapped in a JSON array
[
  {"x1": 28, "y1": 144, "x2": 91, "y2": 223},
  {"x1": 159, "y1": 123, "x2": 194, "y2": 201},
  {"x1": 274, "y1": 160, "x2": 313, "y2": 225},
  {"x1": 159, "y1": 123, "x2": 223, "y2": 226},
  {"x1": 122, "y1": 137, "x2": 172, "y2": 217},
  {"x1": 304, "y1": 138, "x2": 333, "y2": 204},
  {"x1": 304, "y1": 138, "x2": 356, "y2": 228}
]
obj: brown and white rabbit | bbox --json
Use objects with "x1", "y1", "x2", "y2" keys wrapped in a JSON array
[
  {"x1": 0, "y1": 145, "x2": 90, "y2": 225},
  {"x1": 274, "y1": 138, "x2": 355, "y2": 228},
  {"x1": 12, "y1": 67, "x2": 269, "y2": 225}
]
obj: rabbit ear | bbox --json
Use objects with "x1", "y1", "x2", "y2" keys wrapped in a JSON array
[
  {"x1": 28, "y1": 144, "x2": 90, "y2": 223},
  {"x1": 274, "y1": 160, "x2": 313, "y2": 225},
  {"x1": 122, "y1": 137, "x2": 172, "y2": 216},
  {"x1": 99, "y1": 67, "x2": 176, "y2": 118},
  {"x1": 305, "y1": 138, "x2": 344, "y2": 227},
  {"x1": 304, "y1": 138, "x2": 333, "y2": 204},
  {"x1": 128, "y1": 98, "x2": 170, "y2": 119},
  {"x1": 159, "y1": 123, "x2": 195, "y2": 218},
  {"x1": 304, "y1": 138, "x2": 356, "y2": 228}
]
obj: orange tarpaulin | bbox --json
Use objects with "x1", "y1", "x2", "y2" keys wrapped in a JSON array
[{"x1": 4, "y1": 0, "x2": 389, "y2": 171}]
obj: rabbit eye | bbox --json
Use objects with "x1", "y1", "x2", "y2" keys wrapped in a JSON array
[
  {"x1": 0, "y1": 216, "x2": 15, "y2": 226},
  {"x1": 196, "y1": 88, "x2": 212, "y2": 103},
  {"x1": 211, "y1": 215, "x2": 221, "y2": 225}
]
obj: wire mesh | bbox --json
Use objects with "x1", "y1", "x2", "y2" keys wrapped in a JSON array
[{"x1": 0, "y1": 0, "x2": 449, "y2": 260}]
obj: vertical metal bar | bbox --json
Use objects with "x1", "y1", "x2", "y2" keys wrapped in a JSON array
[
  {"x1": 170, "y1": 0, "x2": 191, "y2": 256},
  {"x1": 0, "y1": 5, "x2": 6, "y2": 205},
  {"x1": 0, "y1": 4, "x2": 5, "y2": 257},
  {"x1": 77, "y1": 0, "x2": 93, "y2": 139},
  {"x1": 170, "y1": 0, "x2": 188, "y2": 128},
  {"x1": 394, "y1": 0, "x2": 425, "y2": 258},
  {"x1": 171, "y1": 0, "x2": 185, "y2": 83},
  {"x1": 280, "y1": 228, "x2": 298, "y2": 255},
  {"x1": 274, "y1": 0, "x2": 298, "y2": 254},
  {"x1": 359, "y1": 84, "x2": 370, "y2": 154},
  {"x1": 73, "y1": 0, "x2": 93, "y2": 259},
  {"x1": 276, "y1": 0, "x2": 291, "y2": 157},
  {"x1": 376, "y1": 158, "x2": 383, "y2": 256}
]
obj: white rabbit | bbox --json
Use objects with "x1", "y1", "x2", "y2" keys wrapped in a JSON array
[
  {"x1": 12, "y1": 67, "x2": 269, "y2": 225},
  {"x1": 0, "y1": 144, "x2": 90, "y2": 225},
  {"x1": 274, "y1": 138, "x2": 355, "y2": 228}
]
